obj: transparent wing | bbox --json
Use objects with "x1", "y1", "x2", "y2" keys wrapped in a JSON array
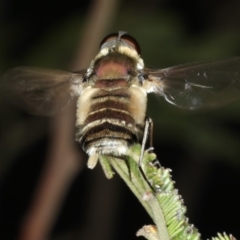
[
  {"x1": 147, "y1": 57, "x2": 240, "y2": 109},
  {"x1": 0, "y1": 67, "x2": 85, "y2": 115}
]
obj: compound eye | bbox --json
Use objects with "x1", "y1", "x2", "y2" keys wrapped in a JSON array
[
  {"x1": 99, "y1": 32, "x2": 118, "y2": 47},
  {"x1": 99, "y1": 32, "x2": 141, "y2": 54},
  {"x1": 120, "y1": 33, "x2": 141, "y2": 54}
]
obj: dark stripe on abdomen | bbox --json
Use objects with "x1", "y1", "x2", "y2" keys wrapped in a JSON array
[
  {"x1": 85, "y1": 108, "x2": 134, "y2": 124},
  {"x1": 81, "y1": 121, "x2": 137, "y2": 149},
  {"x1": 91, "y1": 100, "x2": 129, "y2": 112},
  {"x1": 92, "y1": 89, "x2": 131, "y2": 99}
]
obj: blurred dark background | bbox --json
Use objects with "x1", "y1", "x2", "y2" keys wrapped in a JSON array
[{"x1": 1, "y1": 0, "x2": 240, "y2": 239}]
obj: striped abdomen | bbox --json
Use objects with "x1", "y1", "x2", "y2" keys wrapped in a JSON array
[{"x1": 76, "y1": 78, "x2": 147, "y2": 157}]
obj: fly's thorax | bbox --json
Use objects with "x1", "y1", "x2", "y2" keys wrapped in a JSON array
[{"x1": 85, "y1": 50, "x2": 144, "y2": 81}]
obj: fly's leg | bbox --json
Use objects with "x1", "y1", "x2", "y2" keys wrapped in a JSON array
[
  {"x1": 138, "y1": 117, "x2": 159, "y2": 192},
  {"x1": 139, "y1": 117, "x2": 154, "y2": 167}
]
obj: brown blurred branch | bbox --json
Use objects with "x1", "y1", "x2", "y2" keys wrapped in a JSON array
[{"x1": 17, "y1": 0, "x2": 120, "y2": 240}]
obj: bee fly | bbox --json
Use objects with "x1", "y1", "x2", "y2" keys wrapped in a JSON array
[{"x1": 2, "y1": 31, "x2": 240, "y2": 168}]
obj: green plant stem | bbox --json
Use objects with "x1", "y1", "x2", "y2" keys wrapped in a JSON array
[{"x1": 99, "y1": 144, "x2": 235, "y2": 240}]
